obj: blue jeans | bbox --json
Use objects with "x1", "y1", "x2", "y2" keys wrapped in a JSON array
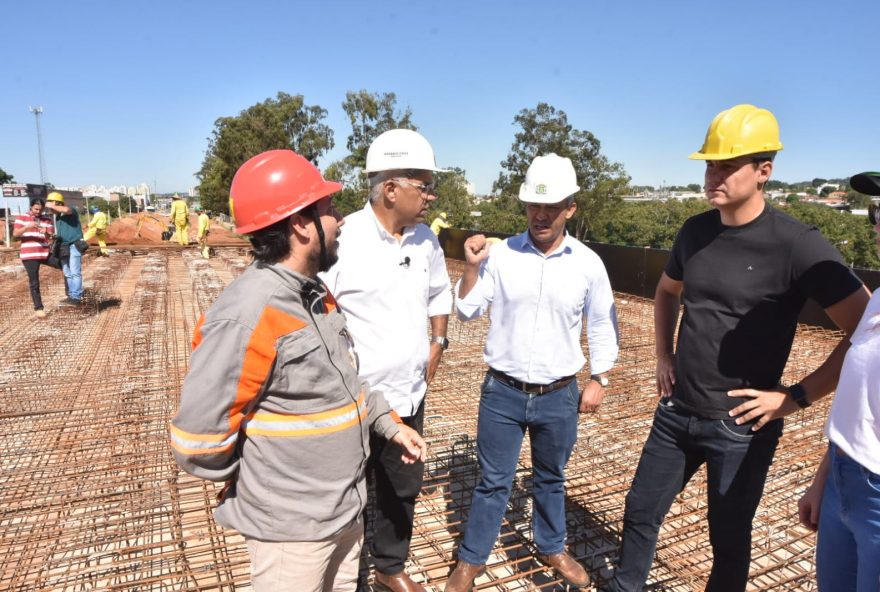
[
  {"x1": 816, "y1": 443, "x2": 880, "y2": 592},
  {"x1": 456, "y1": 372, "x2": 579, "y2": 565},
  {"x1": 610, "y1": 399, "x2": 782, "y2": 592},
  {"x1": 62, "y1": 243, "x2": 83, "y2": 300}
]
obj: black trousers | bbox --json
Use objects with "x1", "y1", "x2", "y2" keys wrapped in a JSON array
[
  {"x1": 368, "y1": 400, "x2": 426, "y2": 575},
  {"x1": 22, "y1": 256, "x2": 62, "y2": 310}
]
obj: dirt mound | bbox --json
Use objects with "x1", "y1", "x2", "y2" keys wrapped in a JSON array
[{"x1": 103, "y1": 215, "x2": 248, "y2": 246}]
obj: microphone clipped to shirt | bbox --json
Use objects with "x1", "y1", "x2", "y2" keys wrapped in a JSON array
[{"x1": 399, "y1": 256, "x2": 411, "y2": 268}]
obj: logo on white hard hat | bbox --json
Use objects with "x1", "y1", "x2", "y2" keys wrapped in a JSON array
[{"x1": 518, "y1": 154, "x2": 580, "y2": 204}]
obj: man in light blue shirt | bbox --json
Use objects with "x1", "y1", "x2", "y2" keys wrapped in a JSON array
[{"x1": 446, "y1": 154, "x2": 619, "y2": 591}]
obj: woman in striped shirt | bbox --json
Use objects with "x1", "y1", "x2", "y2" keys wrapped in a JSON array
[{"x1": 12, "y1": 198, "x2": 63, "y2": 318}]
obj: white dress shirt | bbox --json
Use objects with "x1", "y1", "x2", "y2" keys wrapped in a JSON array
[
  {"x1": 825, "y1": 289, "x2": 880, "y2": 474},
  {"x1": 321, "y1": 203, "x2": 452, "y2": 416},
  {"x1": 455, "y1": 231, "x2": 619, "y2": 384}
]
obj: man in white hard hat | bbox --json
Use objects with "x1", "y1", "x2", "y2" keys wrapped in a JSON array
[
  {"x1": 322, "y1": 129, "x2": 452, "y2": 592},
  {"x1": 446, "y1": 154, "x2": 619, "y2": 591}
]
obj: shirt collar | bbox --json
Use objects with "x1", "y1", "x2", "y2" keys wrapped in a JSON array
[
  {"x1": 364, "y1": 202, "x2": 416, "y2": 243},
  {"x1": 516, "y1": 230, "x2": 574, "y2": 258}
]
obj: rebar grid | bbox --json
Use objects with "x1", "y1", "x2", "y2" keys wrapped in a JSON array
[{"x1": 0, "y1": 251, "x2": 840, "y2": 590}]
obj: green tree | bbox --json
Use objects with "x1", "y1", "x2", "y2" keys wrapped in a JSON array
[
  {"x1": 431, "y1": 167, "x2": 473, "y2": 229},
  {"x1": 591, "y1": 199, "x2": 711, "y2": 249},
  {"x1": 196, "y1": 92, "x2": 335, "y2": 214},
  {"x1": 341, "y1": 90, "x2": 415, "y2": 170},
  {"x1": 325, "y1": 90, "x2": 418, "y2": 217},
  {"x1": 784, "y1": 202, "x2": 879, "y2": 268},
  {"x1": 845, "y1": 190, "x2": 872, "y2": 209},
  {"x1": 490, "y1": 103, "x2": 630, "y2": 240},
  {"x1": 0, "y1": 167, "x2": 13, "y2": 184},
  {"x1": 686, "y1": 183, "x2": 702, "y2": 193},
  {"x1": 785, "y1": 193, "x2": 801, "y2": 203},
  {"x1": 811, "y1": 178, "x2": 827, "y2": 188}
]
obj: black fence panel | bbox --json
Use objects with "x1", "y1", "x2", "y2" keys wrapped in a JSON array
[{"x1": 439, "y1": 230, "x2": 879, "y2": 329}]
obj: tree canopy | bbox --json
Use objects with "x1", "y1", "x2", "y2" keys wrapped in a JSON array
[
  {"x1": 0, "y1": 167, "x2": 13, "y2": 184},
  {"x1": 485, "y1": 103, "x2": 630, "y2": 239},
  {"x1": 196, "y1": 92, "x2": 334, "y2": 214}
]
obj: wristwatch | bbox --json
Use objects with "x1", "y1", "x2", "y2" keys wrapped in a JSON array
[
  {"x1": 787, "y1": 383, "x2": 810, "y2": 409},
  {"x1": 431, "y1": 336, "x2": 449, "y2": 350},
  {"x1": 590, "y1": 374, "x2": 609, "y2": 387}
]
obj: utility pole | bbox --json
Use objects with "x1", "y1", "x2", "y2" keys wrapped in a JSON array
[{"x1": 28, "y1": 106, "x2": 47, "y2": 184}]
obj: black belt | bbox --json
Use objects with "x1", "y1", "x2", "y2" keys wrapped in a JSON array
[{"x1": 488, "y1": 368, "x2": 576, "y2": 395}]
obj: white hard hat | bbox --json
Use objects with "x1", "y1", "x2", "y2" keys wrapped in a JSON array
[
  {"x1": 518, "y1": 154, "x2": 580, "y2": 204},
  {"x1": 364, "y1": 129, "x2": 447, "y2": 174}
]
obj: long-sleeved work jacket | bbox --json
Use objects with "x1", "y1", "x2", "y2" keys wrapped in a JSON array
[{"x1": 170, "y1": 262, "x2": 401, "y2": 541}]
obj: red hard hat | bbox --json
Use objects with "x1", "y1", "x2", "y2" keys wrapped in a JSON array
[{"x1": 229, "y1": 150, "x2": 343, "y2": 234}]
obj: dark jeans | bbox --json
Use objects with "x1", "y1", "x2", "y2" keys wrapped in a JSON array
[
  {"x1": 22, "y1": 256, "x2": 62, "y2": 310},
  {"x1": 368, "y1": 400, "x2": 425, "y2": 575},
  {"x1": 610, "y1": 398, "x2": 782, "y2": 592},
  {"x1": 457, "y1": 372, "x2": 579, "y2": 565}
]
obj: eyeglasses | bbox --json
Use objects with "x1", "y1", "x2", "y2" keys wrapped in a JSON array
[
  {"x1": 870, "y1": 203, "x2": 878, "y2": 226},
  {"x1": 394, "y1": 178, "x2": 436, "y2": 197}
]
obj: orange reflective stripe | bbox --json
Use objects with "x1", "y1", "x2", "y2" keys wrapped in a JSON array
[
  {"x1": 243, "y1": 393, "x2": 367, "y2": 438},
  {"x1": 228, "y1": 306, "x2": 307, "y2": 434},
  {"x1": 390, "y1": 410, "x2": 404, "y2": 424},
  {"x1": 324, "y1": 291, "x2": 338, "y2": 312},
  {"x1": 169, "y1": 424, "x2": 238, "y2": 455},
  {"x1": 191, "y1": 314, "x2": 206, "y2": 350}
]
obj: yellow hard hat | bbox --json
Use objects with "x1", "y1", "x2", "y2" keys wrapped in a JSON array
[
  {"x1": 440, "y1": 211, "x2": 448, "y2": 218},
  {"x1": 689, "y1": 104, "x2": 783, "y2": 161},
  {"x1": 47, "y1": 191, "x2": 65, "y2": 204}
]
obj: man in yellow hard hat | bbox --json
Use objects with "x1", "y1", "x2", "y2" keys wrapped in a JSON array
[
  {"x1": 195, "y1": 205, "x2": 210, "y2": 259},
  {"x1": 45, "y1": 191, "x2": 86, "y2": 305},
  {"x1": 169, "y1": 194, "x2": 190, "y2": 246},
  {"x1": 429, "y1": 211, "x2": 450, "y2": 235},
  {"x1": 84, "y1": 206, "x2": 110, "y2": 256},
  {"x1": 608, "y1": 105, "x2": 870, "y2": 591}
]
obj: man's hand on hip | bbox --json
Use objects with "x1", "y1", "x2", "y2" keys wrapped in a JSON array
[{"x1": 727, "y1": 387, "x2": 797, "y2": 430}]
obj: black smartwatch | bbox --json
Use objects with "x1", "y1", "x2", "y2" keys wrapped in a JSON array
[{"x1": 788, "y1": 383, "x2": 810, "y2": 409}]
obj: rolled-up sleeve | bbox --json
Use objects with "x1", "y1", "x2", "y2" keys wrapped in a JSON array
[
  {"x1": 454, "y1": 259, "x2": 495, "y2": 321},
  {"x1": 583, "y1": 266, "x2": 619, "y2": 375}
]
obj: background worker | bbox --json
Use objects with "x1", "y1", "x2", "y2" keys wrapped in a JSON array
[
  {"x1": 429, "y1": 211, "x2": 450, "y2": 236},
  {"x1": 45, "y1": 191, "x2": 85, "y2": 306},
  {"x1": 13, "y1": 197, "x2": 62, "y2": 318},
  {"x1": 322, "y1": 129, "x2": 452, "y2": 592},
  {"x1": 447, "y1": 154, "x2": 619, "y2": 591},
  {"x1": 84, "y1": 206, "x2": 109, "y2": 256},
  {"x1": 798, "y1": 174, "x2": 880, "y2": 592},
  {"x1": 169, "y1": 194, "x2": 190, "y2": 245},
  {"x1": 171, "y1": 149, "x2": 427, "y2": 592},
  {"x1": 195, "y1": 205, "x2": 211, "y2": 259},
  {"x1": 609, "y1": 105, "x2": 869, "y2": 592}
]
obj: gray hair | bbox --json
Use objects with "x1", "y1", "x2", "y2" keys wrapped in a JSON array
[{"x1": 367, "y1": 169, "x2": 423, "y2": 204}]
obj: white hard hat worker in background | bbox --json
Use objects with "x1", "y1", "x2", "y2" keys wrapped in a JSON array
[
  {"x1": 447, "y1": 153, "x2": 618, "y2": 591},
  {"x1": 321, "y1": 129, "x2": 452, "y2": 592},
  {"x1": 171, "y1": 149, "x2": 426, "y2": 592}
]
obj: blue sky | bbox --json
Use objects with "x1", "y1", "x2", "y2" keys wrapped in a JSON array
[{"x1": 2, "y1": 0, "x2": 878, "y2": 195}]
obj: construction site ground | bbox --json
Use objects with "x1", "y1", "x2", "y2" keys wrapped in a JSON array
[{"x1": 0, "y1": 240, "x2": 833, "y2": 590}]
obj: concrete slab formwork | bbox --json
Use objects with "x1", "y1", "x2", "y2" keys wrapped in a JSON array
[{"x1": 0, "y1": 251, "x2": 835, "y2": 591}]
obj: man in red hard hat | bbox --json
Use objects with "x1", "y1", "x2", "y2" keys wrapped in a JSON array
[{"x1": 171, "y1": 150, "x2": 427, "y2": 592}]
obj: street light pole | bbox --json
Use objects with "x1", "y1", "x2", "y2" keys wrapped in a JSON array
[{"x1": 28, "y1": 106, "x2": 47, "y2": 184}]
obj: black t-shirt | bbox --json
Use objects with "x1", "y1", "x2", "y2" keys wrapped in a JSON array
[{"x1": 666, "y1": 203, "x2": 863, "y2": 419}]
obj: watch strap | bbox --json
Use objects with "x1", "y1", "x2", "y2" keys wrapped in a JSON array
[{"x1": 788, "y1": 383, "x2": 810, "y2": 409}]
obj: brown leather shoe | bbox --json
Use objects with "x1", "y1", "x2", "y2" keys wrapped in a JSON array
[
  {"x1": 536, "y1": 551, "x2": 590, "y2": 587},
  {"x1": 444, "y1": 560, "x2": 485, "y2": 592},
  {"x1": 374, "y1": 569, "x2": 426, "y2": 592}
]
